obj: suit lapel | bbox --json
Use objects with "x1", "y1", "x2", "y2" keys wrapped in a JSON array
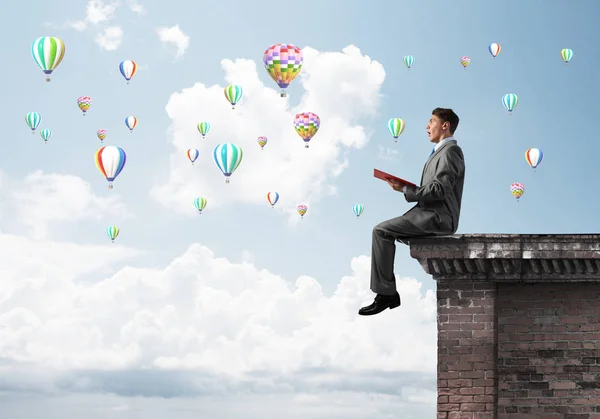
[{"x1": 419, "y1": 140, "x2": 456, "y2": 185}]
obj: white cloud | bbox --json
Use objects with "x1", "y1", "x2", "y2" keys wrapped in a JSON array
[
  {"x1": 127, "y1": 0, "x2": 147, "y2": 14},
  {"x1": 7, "y1": 170, "x2": 130, "y2": 240},
  {"x1": 0, "y1": 240, "x2": 436, "y2": 402},
  {"x1": 151, "y1": 46, "x2": 385, "y2": 224},
  {"x1": 156, "y1": 25, "x2": 190, "y2": 59},
  {"x1": 377, "y1": 145, "x2": 399, "y2": 160},
  {"x1": 95, "y1": 26, "x2": 123, "y2": 51},
  {"x1": 69, "y1": 0, "x2": 118, "y2": 31}
]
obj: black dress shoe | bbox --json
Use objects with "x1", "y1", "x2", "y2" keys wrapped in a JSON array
[{"x1": 358, "y1": 292, "x2": 401, "y2": 316}]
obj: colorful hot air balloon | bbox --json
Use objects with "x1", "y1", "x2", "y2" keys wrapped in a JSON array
[
  {"x1": 263, "y1": 44, "x2": 303, "y2": 97},
  {"x1": 40, "y1": 128, "x2": 51, "y2": 144},
  {"x1": 257, "y1": 136, "x2": 268, "y2": 150},
  {"x1": 510, "y1": 182, "x2": 524, "y2": 202},
  {"x1": 488, "y1": 43, "x2": 501, "y2": 57},
  {"x1": 107, "y1": 225, "x2": 120, "y2": 243},
  {"x1": 31, "y1": 37, "x2": 65, "y2": 82},
  {"x1": 97, "y1": 129, "x2": 107, "y2": 142},
  {"x1": 119, "y1": 60, "x2": 137, "y2": 83},
  {"x1": 213, "y1": 143, "x2": 243, "y2": 183},
  {"x1": 387, "y1": 118, "x2": 405, "y2": 142},
  {"x1": 77, "y1": 96, "x2": 91, "y2": 115},
  {"x1": 502, "y1": 93, "x2": 518, "y2": 114},
  {"x1": 561, "y1": 48, "x2": 573, "y2": 64},
  {"x1": 460, "y1": 56, "x2": 471, "y2": 69},
  {"x1": 403, "y1": 55, "x2": 414, "y2": 69},
  {"x1": 187, "y1": 148, "x2": 199, "y2": 165},
  {"x1": 267, "y1": 192, "x2": 279, "y2": 208},
  {"x1": 25, "y1": 112, "x2": 41, "y2": 134},
  {"x1": 294, "y1": 112, "x2": 320, "y2": 148},
  {"x1": 297, "y1": 204, "x2": 307, "y2": 219},
  {"x1": 194, "y1": 197, "x2": 207, "y2": 214},
  {"x1": 197, "y1": 122, "x2": 210, "y2": 138},
  {"x1": 224, "y1": 84, "x2": 243, "y2": 109},
  {"x1": 94, "y1": 146, "x2": 126, "y2": 189},
  {"x1": 125, "y1": 116, "x2": 137, "y2": 133},
  {"x1": 353, "y1": 204, "x2": 364, "y2": 218},
  {"x1": 525, "y1": 148, "x2": 543, "y2": 170}
]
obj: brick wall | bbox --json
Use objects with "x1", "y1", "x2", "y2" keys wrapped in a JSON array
[
  {"x1": 498, "y1": 283, "x2": 600, "y2": 418},
  {"x1": 437, "y1": 280, "x2": 498, "y2": 419}
]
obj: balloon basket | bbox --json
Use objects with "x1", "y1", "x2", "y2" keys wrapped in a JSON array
[
  {"x1": 45, "y1": 76, "x2": 51, "y2": 82},
  {"x1": 225, "y1": 178, "x2": 230, "y2": 184},
  {"x1": 108, "y1": 184, "x2": 113, "y2": 189},
  {"x1": 231, "y1": 106, "x2": 235, "y2": 110},
  {"x1": 280, "y1": 92, "x2": 287, "y2": 97},
  {"x1": 305, "y1": 144, "x2": 309, "y2": 148}
]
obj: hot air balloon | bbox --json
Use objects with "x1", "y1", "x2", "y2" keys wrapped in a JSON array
[
  {"x1": 40, "y1": 128, "x2": 51, "y2": 144},
  {"x1": 387, "y1": 118, "x2": 405, "y2": 142},
  {"x1": 77, "y1": 96, "x2": 91, "y2": 115},
  {"x1": 224, "y1": 84, "x2": 243, "y2": 109},
  {"x1": 561, "y1": 48, "x2": 573, "y2": 64},
  {"x1": 197, "y1": 122, "x2": 210, "y2": 138},
  {"x1": 25, "y1": 112, "x2": 41, "y2": 134},
  {"x1": 31, "y1": 37, "x2": 65, "y2": 82},
  {"x1": 97, "y1": 129, "x2": 107, "y2": 142},
  {"x1": 119, "y1": 60, "x2": 137, "y2": 83},
  {"x1": 502, "y1": 93, "x2": 518, "y2": 114},
  {"x1": 194, "y1": 197, "x2": 207, "y2": 214},
  {"x1": 294, "y1": 112, "x2": 320, "y2": 148},
  {"x1": 267, "y1": 192, "x2": 279, "y2": 208},
  {"x1": 125, "y1": 116, "x2": 137, "y2": 133},
  {"x1": 213, "y1": 143, "x2": 243, "y2": 183},
  {"x1": 263, "y1": 44, "x2": 303, "y2": 97},
  {"x1": 297, "y1": 204, "x2": 307, "y2": 219},
  {"x1": 107, "y1": 225, "x2": 120, "y2": 243},
  {"x1": 353, "y1": 204, "x2": 364, "y2": 218},
  {"x1": 258, "y1": 136, "x2": 268, "y2": 150},
  {"x1": 187, "y1": 148, "x2": 199, "y2": 165},
  {"x1": 460, "y1": 56, "x2": 470, "y2": 69},
  {"x1": 510, "y1": 182, "x2": 524, "y2": 202},
  {"x1": 403, "y1": 55, "x2": 414, "y2": 69},
  {"x1": 525, "y1": 148, "x2": 543, "y2": 170},
  {"x1": 95, "y1": 146, "x2": 126, "y2": 189},
  {"x1": 488, "y1": 43, "x2": 501, "y2": 57}
]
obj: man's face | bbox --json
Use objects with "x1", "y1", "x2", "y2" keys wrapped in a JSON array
[{"x1": 426, "y1": 115, "x2": 448, "y2": 142}]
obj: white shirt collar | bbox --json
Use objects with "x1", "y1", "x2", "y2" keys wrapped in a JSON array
[{"x1": 434, "y1": 136, "x2": 454, "y2": 151}]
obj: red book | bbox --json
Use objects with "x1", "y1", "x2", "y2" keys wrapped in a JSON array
[{"x1": 374, "y1": 169, "x2": 417, "y2": 188}]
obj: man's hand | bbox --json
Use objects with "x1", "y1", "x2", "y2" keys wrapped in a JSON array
[{"x1": 386, "y1": 178, "x2": 405, "y2": 192}]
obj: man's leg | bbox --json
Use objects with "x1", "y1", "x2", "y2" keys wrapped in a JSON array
[{"x1": 370, "y1": 216, "x2": 429, "y2": 295}]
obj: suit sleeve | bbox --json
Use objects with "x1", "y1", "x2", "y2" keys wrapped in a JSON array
[{"x1": 404, "y1": 146, "x2": 463, "y2": 203}]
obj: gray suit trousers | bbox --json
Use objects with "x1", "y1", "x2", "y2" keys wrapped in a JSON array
[{"x1": 371, "y1": 216, "x2": 430, "y2": 295}]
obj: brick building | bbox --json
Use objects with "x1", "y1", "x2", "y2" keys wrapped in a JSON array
[{"x1": 409, "y1": 234, "x2": 600, "y2": 419}]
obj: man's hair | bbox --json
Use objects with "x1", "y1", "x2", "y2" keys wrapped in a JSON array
[{"x1": 432, "y1": 108, "x2": 459, "y2": 134}]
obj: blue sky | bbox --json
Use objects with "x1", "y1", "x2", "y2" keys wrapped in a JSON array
[{"x1": 1, "y1": 0, "x2": 598, "y2": 418}]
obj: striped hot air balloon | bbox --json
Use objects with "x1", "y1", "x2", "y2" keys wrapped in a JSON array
[
  {"x1": 97, "y1": 129, "x2": 107, "y2": 142},
  {"x1": 213, "y1": 143, "x2": 243, "y2": 183},
  {"x1": 40, "y1": 128, "x2": 51, "y2": 144},
  {"x1": 119, "y1": 60, "x2": 137, "y2": 83},
  {"x1": 561, "y1": 48, "x2": 573, "y2": 64},
  {"x1": 266, "y1": 192, "x2": 279, "y2": 208},
  {"x1": 194, "y1": 197, "x2": 207, "y2": 214},
  {"x1": 187, "y1": 148, "x2": 199, "y2": 165},
  {"x1": 95, "y1": 146, "x2": 126, "y2": 189},
  {"x1": 107, "y1": 225, "x2": 120, "y2": 242},
  {"x1": 197, "y1": 121, "x2": 210, "y2": 138},
  {"x1": 460, "y1": 56, "x2": 471, "y2": 69},
  {"x1": 488, "y1": 43, "x2": 501, "y2": 57},
  {"x1": 525, "y1": 148, "x2": 543, "y2": 170},
  {"x1": 263, "y1": 44, "x2": 303, "y2": 97},
  {"x1": 257, "y1": 136, "x2": 268, "y2": 150},
  {"x1": 403, "y1": 55, "x2": 414, "y2": 69},
  {"x1": 77, "y1": 96, "x2": 92, "y2": 115},
  {"x1": 125, "y1": 116, "x2": 138, "y2": 133},
  {"x1": 294, "y1": 112, "x2": 320, "y2": 148},
  {"x1": 31, "y1": 37, "x2": 65, "y2": 82},
  {"x1": 502, "y1": 93, "x2": 518, "y2": 114},
  {"x1": 510, "y1": 182, "x2": 524, "y2": 202},
  {"x1": 387, "y1": 118, "x2": 405, "y2": 142},
  {"x1": 25, "y1": 112, "x2": 41, "y2": 134},
  {"x1": 297, "y1": 204, "x2": 308, "y2": 218},
  {"x1": 353, "y1": 204, "x2": 364, "y2": 218},
  {"x1": 224, "y1": 84, "x2": 243, "y2": 109}
]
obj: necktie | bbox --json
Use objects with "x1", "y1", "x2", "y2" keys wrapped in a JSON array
[{"x1": 430, "y1": 147, "x2": 435, "y2": 157}]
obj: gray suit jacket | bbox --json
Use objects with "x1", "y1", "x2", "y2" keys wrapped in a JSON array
[{"x1": 402, "y1": 139, "x2": 465, "y2": 235}]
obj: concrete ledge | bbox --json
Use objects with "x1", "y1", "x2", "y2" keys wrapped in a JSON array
[{"x1": 409, "y1": 234, "x2": 600, "y2": 282}]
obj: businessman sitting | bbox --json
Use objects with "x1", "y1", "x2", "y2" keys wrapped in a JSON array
[{"x1": 359, "y1": 108, "x2": 465, "y2": 316}]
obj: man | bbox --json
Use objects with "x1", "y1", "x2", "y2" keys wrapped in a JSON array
[{"x1": 359, "y1": 108, "x2": 465, "y2": 316}]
